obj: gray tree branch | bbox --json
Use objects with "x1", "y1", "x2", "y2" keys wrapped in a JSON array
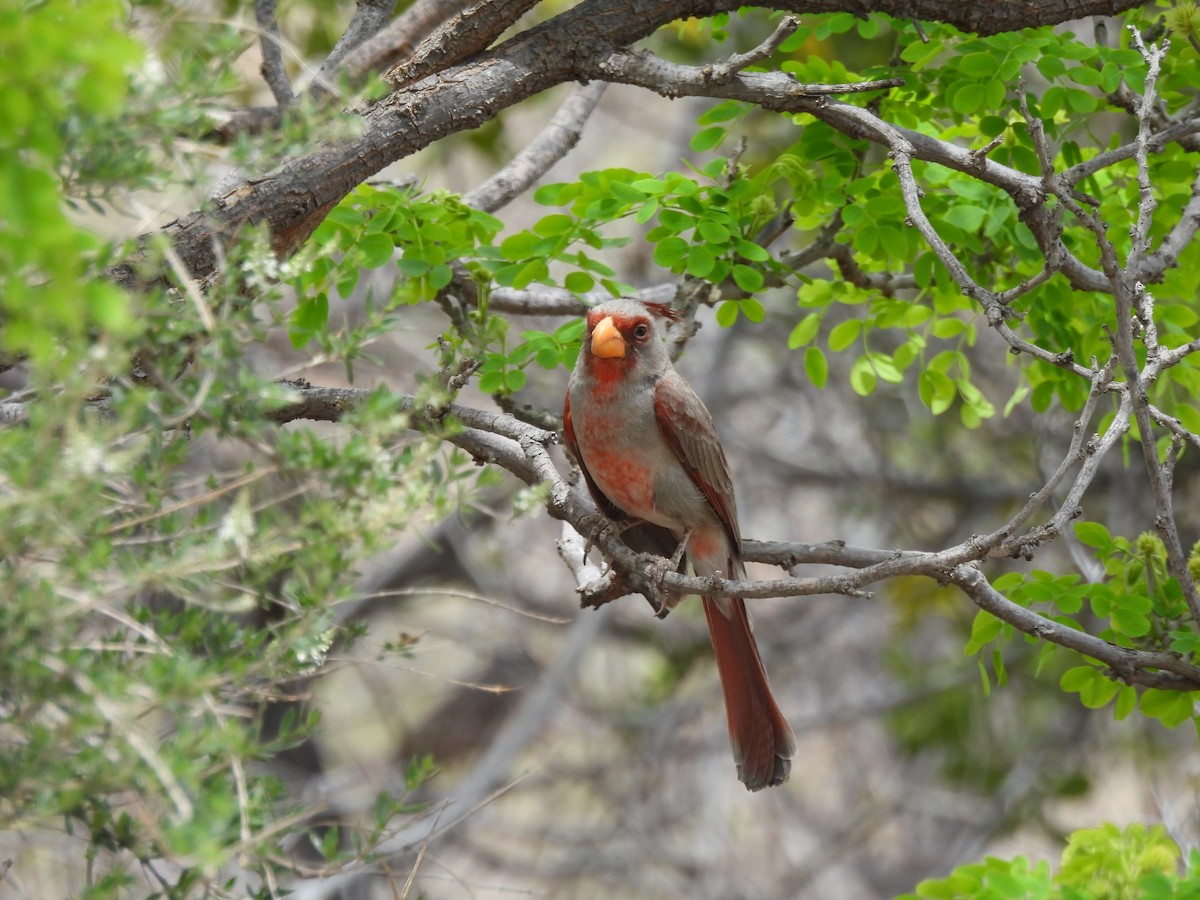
[
  {"x1": 255, "y1": 379, "x2": 1200, "y2": 694},
  {"x1": 254, "y1": 0, "x2": 296, "y2": 106},
  {"x1": 462, "y1": 81, "x2": 608, "y2": 213},
  {"x1": 310, "y1": 0, "x2": 398, "y2": 97}
]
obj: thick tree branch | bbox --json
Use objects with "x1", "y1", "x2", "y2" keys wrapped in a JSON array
[
  {"x1": 385, "y1": 0, "x2": 543, "y2": 89},
  {"x1": 340, "y1": 0, "x2": 466, "y2": 80},
  {"x1": 114, "y1": 0, "x2": 1154, "y2": 292}
]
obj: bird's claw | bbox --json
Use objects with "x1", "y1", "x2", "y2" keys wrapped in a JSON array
[
  {"x1": 637, "y1": 552, "x2": 677, "y2": 619},
  {"x1": 578, "y1": 513, "x2": 613, "y2": 560}
]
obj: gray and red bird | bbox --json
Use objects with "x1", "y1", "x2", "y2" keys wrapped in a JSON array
[{"x1": 564, "y1": 298, "x2": 795, "y2": 790}]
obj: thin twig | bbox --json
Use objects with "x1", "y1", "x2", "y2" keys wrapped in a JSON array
[
  {"x1": 254, "y1": 0, "x2": 296, "y2": 106},
  {"x1": 701, "y1": 16, "x2": 798, "y2": 85},
  {"x1": 1115, "y1": 31, "x2": 1200, "y2": 624},
  {"x1": 1126, "y1": 27, "x2": 1167, "y2": 278},
  {"x1": 310, "y1": 0, "x2": 398, "y2": 98},
  {"x1": 462, "y1": 82, "x2": 608, "y2": 213}
]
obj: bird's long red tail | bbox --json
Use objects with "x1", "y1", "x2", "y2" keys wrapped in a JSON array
[{"x1": 702, "y1": 596, "x2": 795, "y2": 791}]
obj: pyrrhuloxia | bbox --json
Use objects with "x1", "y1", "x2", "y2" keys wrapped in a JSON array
[{"x1": 564, "y1": 298, "x2": 795, "y2": 791}]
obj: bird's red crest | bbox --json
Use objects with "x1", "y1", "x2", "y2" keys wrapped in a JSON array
[
  {"x1": 585, "y1": 300, "x2": 681, "y2": 328},
  {"x1": 641, "y1": 301, "x2": 682, "y2": 323}
]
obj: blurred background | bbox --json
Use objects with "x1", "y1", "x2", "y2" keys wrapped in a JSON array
[{"x1": 8, "y1": 3, "x2": 1198, "y2": 898}]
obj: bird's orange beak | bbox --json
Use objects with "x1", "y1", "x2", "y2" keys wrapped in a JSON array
[{"x1": 590, "y1": 316, "x2": 626, "y2": 359}]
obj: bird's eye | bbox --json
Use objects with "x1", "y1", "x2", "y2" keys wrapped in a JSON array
[{"x1": 633, "y1": 323, "x2": 650, "y2": 341}]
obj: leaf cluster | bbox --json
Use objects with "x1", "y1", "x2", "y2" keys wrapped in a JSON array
[{"x1": 903, "y1": 823, "x2": 1192, "y2": 900}]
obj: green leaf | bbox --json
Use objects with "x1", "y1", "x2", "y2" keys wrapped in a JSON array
[
  {"x1": 1074, "y1": 521, "x2": 1112, "y2": 550},
  {"x1": 849, "y1": 357, "x2": 877, "y2": 396},
  {"x1": 504, "y1": 369, "x2": 527, "y2": 392},
  {"x1": 951, "y1": 81, "x2": 986, "y2": 115},
  {"x1": 1140, "y1": 689, "x2": 1196, "y2": 728},
  {"x1": 691, "y1": 126, "x2": 726, "y2": 152},
  {"x1": 397, "y1": 256, "x2": 432, "y2": 277},
  {"x1": 698, "y1": 221, "x2": 731, "y2": 244},
  {"x1": 804, "y1": 346, "x2": 828, "y2": 388},
  {"x1": 865, "y1": 352, "x2": 903, "y2": 384},
  {"x1": 965, "y1": 610, "x2": 1004, "y2": 655},
  {"x1": 1114, "y1": 685, "x2": 1137, "y2": 720},
  {"x1": 653, "y1": 236, "x2": 689, "y2": 268},
  {"x1": 534, "y1": 183, "x2": 569, "y2": 204},
  {"x1": 533, "y1": 214, "x2": 576, "y2": 236},
  {"x1": 659, "y1": 209, "x2": 693, "y2": 231},
  {"x1": 86, "y1": 285, "x2": 133, "y2": 334},
  {"x1": 1170, "y1": 629, "x2": 1200, "y2": 657},
  {"x1": 980, "y1": 115, "x2": 1009, "y2": 138},
  {"x1": 697, "y1": 101, "x2": 744, "y2": 125},
  {"x1": 478, "y1": 370, "x2": 504, "y2": 393},
  {"x1": 1111, "y1": 603, "x2": 1151, "y2": 638},
  {"x1": 735, "y1": 239, "x2": 771, "y2": 262},
  {"x1": 564, "y1": 271, "x2": 595, "y2": 294},
  {"x1": 931, "y1": 318, "x2": 966, "y2": 339},
  {"x1": 609, "y1": 180, "x2": 645, "y2": 203},
  {"x1": 1067, "y1": 65, "x2": 1102, "y2": 86},
  {"x1": 944, "y1": 205, "x2": 986, "y2": 232},
  {"x1": 992, "y1": 573, "x2": 1025, "y2": 593},
  {"x1": 827, "y1": 319, "x2": 862, "y2": 352},
  {"x1": 1066, "y1": 87, "x2": 1098, "y2": 113},
  {"x1": 731, "y1": 264, "x2": 764, "y2": 292},
  {"x1": 919, "y1": 370, "x2": 956, "y2": 415},
  {"x1": 992, "y1": 648, "x2": 1007, "y2": 687},
  {"x1": 631, "y1": 178, "x2": 666, "y2": 194},
  {"x1": 288, "y1": 294, "x2": 329, "y2": 349},
  {"x1": 428, "y1": 263, "x2": 453, "y2": 290},
  {"x1": 356, "y1": 233, "x2": 395, "y2": 268},
  {"x1": 787, "y1": 312, "x2": 821, "y2": 349},
  {"x1": 686, "y1": 244, "x2": 716, "y2": 278},
  {"x1": 959, "y1": 52, "x2": 999, "y2": 78},
  {"x1": 499, "y1": 232, "x2": 542, "y2": 260},
  {"x1": 510, "y1": 258, "x2": 548, "y2": 289},
  {"x1": 1078, "y1": 673, "x2": 1119, "y2": 709},
  {"x1": 1060, "y1": 665, "x2": 1096, "y2": 693}
]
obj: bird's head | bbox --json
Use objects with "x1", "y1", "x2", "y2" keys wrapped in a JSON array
[{"x1": 580, "y1": 300, "x2": 679, "y2": 384}]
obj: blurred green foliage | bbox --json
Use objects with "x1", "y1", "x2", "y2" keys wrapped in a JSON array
[{"x1": 902, "y1": 823, "x2": 1192, "y2": 899}]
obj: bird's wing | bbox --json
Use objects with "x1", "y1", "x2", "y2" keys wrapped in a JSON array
[{"x1": 652, "y1": 372, "x2": 741, "y2": 556}]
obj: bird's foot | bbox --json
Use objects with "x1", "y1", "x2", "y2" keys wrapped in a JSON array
[
  {"x1": 637, "y1": 552, "x2": 678, "y2": 620},
  {"x1": 578, "y1": 513, "x2": 614, "y2": 561},
  {"x1": 668, "y1": 527, "x2": 693, "y2": 571}
]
